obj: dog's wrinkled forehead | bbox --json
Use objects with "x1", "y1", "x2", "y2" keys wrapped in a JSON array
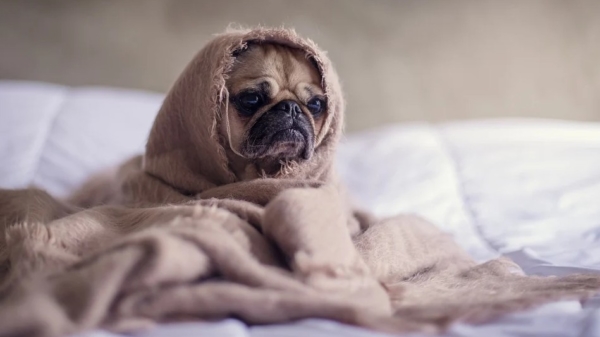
[{"x1": 227, "y1": 43, "x2": 324, "y2": 102}]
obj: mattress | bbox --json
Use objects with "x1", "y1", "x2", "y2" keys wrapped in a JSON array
[{"x1": 1, "y1": 80, "x2": 599, "y2": 337}]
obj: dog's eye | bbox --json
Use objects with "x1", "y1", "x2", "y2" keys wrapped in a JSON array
[
  {"x1": 240, "y1": 93, "x2": 261, "y2": 107},
  {"x1": 307, "y1": 97, "x2": 325, "y2": 116},
  {"x1": 236, "y1": 92, "x2": 264, "y2": 116}
]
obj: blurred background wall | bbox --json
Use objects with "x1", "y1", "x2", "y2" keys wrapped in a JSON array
[{"x1": 1, "y1": 0, "x2": 599, "y2": 132}]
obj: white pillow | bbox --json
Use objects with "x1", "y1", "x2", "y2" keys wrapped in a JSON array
[{"x1": 0, "y1": 80, "x2": 163, "y2": 197}]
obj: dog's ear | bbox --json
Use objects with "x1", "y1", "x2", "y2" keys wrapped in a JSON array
[
  {"x1": 308, "y1": 56, "x2": 322, "y2": 77},
  {"x1": 232, "y1": 42, "x2": 253, "y2": 58},
  {"x1": 232, "y1": 46, "x2": 246, "y2": 58}
]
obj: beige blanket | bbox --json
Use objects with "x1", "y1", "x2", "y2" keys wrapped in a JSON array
[{"x1": 1, "y1": 27, "x2": 599, "y2": 337}]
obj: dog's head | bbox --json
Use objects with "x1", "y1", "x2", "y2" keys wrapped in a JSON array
[
  {"x1": 223, "y1": 43, "x2": 326, "y2": 174},
  {"x1": 145, "y1": 28, "x2": 344, "y2": 194}
]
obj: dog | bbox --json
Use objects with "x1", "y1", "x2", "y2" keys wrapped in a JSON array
[
  {"x1": 222, "y1": 43, "x2": 327, "y2": 178},
  {"x1": 66, "y1": 40, "x2": 334, "y2": 207}
]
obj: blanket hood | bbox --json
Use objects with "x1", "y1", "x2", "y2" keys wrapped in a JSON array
[{"x1": 143, "y1": 27, "x2": 345, "y2": 195}]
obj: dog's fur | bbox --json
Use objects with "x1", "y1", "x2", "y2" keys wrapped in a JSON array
[{"x1": 222, "y1": 43, "x2": 327, "y2": 179}]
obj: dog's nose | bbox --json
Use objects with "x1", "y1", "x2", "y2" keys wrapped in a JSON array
[{"x1": 274, "y1": 100, "x2": 302, "y2": 118}]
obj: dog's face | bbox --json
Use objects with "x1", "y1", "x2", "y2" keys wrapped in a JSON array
[{"x1": 223, "y1": 43, "x2": 326, "y2": 172}]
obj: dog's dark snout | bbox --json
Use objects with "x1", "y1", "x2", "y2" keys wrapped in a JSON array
[{"x1": 274, "y1": 100, "x2": 302, "y2": 118}]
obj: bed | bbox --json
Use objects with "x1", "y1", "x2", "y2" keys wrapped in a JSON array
[{"x1": 1, "y1": 80, "x2": 599, "y2": 337}]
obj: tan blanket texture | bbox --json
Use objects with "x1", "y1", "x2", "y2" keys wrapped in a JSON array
[{"x1": 1, "y1": 27, "x2": 599, "y2": 337}]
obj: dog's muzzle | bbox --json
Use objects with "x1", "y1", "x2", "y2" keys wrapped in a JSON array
[{"x1": 244, "y1": 100, "x2": 315, "y2": 160}]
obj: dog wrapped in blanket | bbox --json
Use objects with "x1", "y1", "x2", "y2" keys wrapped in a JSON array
[{"x1": 0, "y1": 27, "x2": 599, "y2": 337}]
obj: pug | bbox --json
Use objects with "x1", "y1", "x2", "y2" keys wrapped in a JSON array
[
  {"x1": 69, "y1": 40, "x2": 333, "y2": 207},
  {"x1": 222, "y1": 43, "x2": 327, "y2": 179}
]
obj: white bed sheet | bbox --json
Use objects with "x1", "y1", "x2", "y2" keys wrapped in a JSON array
[{"x1": 1, "y1": 80, "x2": 599, "y2": 337}]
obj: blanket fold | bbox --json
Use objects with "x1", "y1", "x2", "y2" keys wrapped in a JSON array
[{"x1": 1, "y1": 27, "x2": 599, "y2": 337}]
